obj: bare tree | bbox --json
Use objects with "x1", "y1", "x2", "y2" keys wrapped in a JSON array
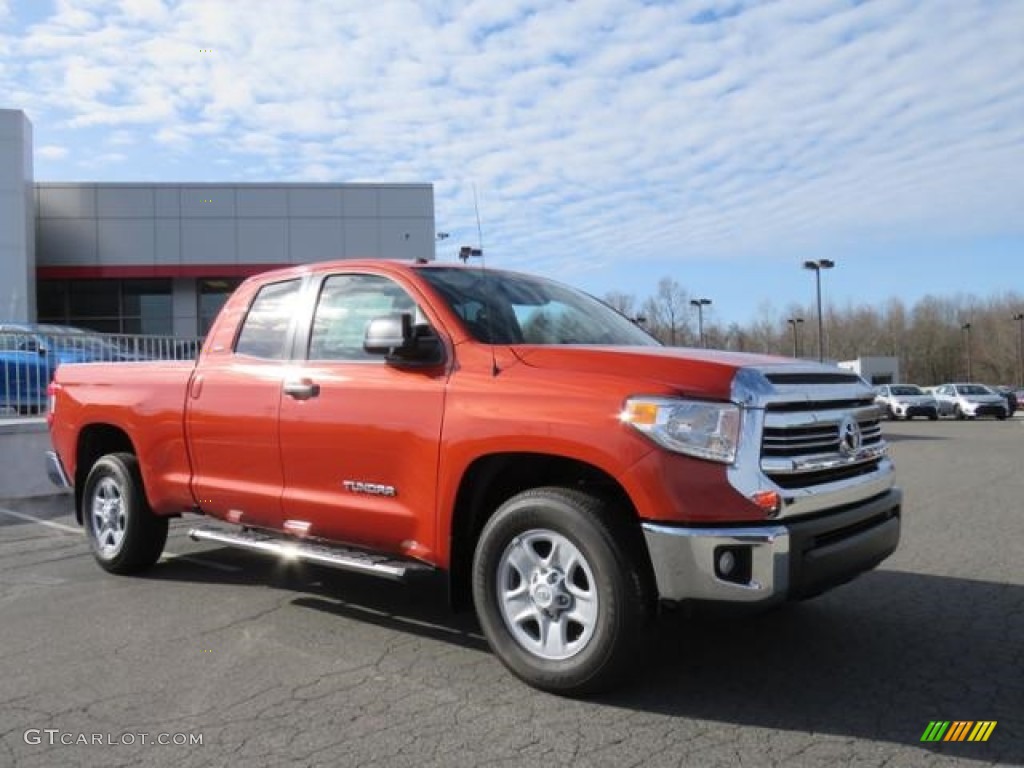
[
  {"x1": 641, "y1": 277, "x2": 691, "y2": 346},
  {"x1": 602, "y1": 291, "x2": 638, "y2": 320}
]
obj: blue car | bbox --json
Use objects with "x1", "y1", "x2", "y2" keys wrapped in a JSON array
[
  {"x1": 0, "y1": 346, "x2": 56, "y2": 414},
  {"x1": 0, "y1": 323, "x2": 146, "y2": 365}
]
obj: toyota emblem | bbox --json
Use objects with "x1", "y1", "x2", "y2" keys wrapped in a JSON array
[{"x1": 839, "y1": 415, "x2": 862, "y2": 456}]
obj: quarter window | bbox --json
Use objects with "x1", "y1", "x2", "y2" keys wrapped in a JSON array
[{"x1": 234, "y1": 279, "x2": 301, "y2": 359}]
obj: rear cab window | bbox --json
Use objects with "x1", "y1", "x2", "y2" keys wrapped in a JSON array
[{"x1": 234, "y1": 279, "x2": 302, "y2": 359}]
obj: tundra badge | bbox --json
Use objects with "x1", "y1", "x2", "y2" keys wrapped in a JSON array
[{"x1": 342, "y1": 480, "x2": 397, "y2": 497}]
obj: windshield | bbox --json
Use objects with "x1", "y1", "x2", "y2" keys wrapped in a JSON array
[
  {"x1": 956, "y1": 385, "x2": 992, "y2": 396},
  {"x1": 419, "y1": 267, "x2": 659, "y2": 346},
  {"x1": 890, "y1": 385, "x2": 924, "y2": 396}
]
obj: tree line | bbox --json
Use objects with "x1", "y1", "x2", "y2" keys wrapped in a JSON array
[{"x1": 603, "y1": 277, "x2": 1024, "y2": 387}]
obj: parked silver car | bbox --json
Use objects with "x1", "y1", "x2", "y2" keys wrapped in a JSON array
[
  {"x1": 874, "y1": 384, "x2": 939, "y2": 420},
  {"x1": 933, "y1": 383, "x2": 1008, "y2": 420}
]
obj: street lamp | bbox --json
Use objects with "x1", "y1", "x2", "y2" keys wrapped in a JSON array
[
  {"x1": 434, "y1": 232, "x2": 449, "y2": 259},
  {"x1": 1013, "y1": 313, "x2": 1023, "y2": 387},
  {"x1": 690, "y1": 298, "x2": 712, "y2": 348},
  {"x1": 787, "y1": 317, "x2": 804, "y2": 358},
  {"x1": 961, "y1": 322, "x2": 973, "y2": 381},
  {"x1": 802, "y1": 259, "x2": 835, "y2": 362}
]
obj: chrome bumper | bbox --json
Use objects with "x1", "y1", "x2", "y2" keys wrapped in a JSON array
[
  {"x1": 45, "y1": 450, "x2": 71, "y2": 489},
  {"x1": 642, "y1": 523, "x2": 790, "y2": 604},
  {"x1": 642, "y1": 489, "x2": 902, "y2": 604}
]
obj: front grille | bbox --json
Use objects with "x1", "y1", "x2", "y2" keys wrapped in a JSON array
[
  {"x1": 763, "y1": 414, "x2": 883, "y2": 458},
  {"x1": 760, "y1": 406, "x2": 884, "y2": 488},
  {"x1": 770, "y1": 459, "x2": 882, "y2": 489}
]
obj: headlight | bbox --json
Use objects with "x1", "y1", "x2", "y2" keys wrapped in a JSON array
[{"x1": 621, "y1": 397, "x2": 741, "y2": 463}]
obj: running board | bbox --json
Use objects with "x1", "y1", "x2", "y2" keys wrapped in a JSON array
[{"x1": 188, "y1": 525, "x2": 432, "y2": 581}]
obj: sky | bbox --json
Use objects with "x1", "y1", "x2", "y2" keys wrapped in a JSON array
[{"x1": 1, "y1": 0, "x2": 1022, "y2": 327}]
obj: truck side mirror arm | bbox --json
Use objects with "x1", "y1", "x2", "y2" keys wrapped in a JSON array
[{"x1": 364, "y1": 313, "x2": 444, "y2": 367}]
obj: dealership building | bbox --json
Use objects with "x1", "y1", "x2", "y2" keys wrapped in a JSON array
[{"x1": 0, "y1": 108, "x2": 435, "y2": 337}]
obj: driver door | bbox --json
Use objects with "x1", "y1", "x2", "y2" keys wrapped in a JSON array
[{"x1": 278, "y1": 272, "x2": 448, "y2": 560}]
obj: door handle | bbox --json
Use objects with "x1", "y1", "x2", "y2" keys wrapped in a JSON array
[{"x1": 283, "y1": 379, "x2": 320, "y2": 400}]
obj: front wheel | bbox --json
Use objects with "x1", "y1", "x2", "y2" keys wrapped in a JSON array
[
  {"x1": 82, "y1": 453, "x2": 168, "y2": 574},
  {"x1": 472, "y1": 487, "x2": 652, "y2": 696}
]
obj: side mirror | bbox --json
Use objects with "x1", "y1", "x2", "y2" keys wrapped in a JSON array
[
  {"x1": 364, "y1": 313, "x2": 413, "y2": 354},
  {"x1": 364, "y1": 313, "x2": 444, "y2": 366}
]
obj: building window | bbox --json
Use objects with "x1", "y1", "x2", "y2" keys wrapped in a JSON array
[
  {"x1": 198, "y1": 278, "x2": 243, "y2": 336},
  {"x1": 121, "y1": 280, "x2": 172, "y2": 335},
  {"x1": 37, "y1": 279, "x2": 172, "y2": 335}
]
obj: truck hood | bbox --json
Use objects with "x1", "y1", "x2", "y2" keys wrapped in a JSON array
[{"x1": 510, "y1": 345, "x2": 797, "y2": 401}]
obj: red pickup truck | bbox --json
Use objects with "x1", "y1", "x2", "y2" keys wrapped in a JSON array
[{"x1": 46, "y1": 260, "x2": 901, "y2": 694}]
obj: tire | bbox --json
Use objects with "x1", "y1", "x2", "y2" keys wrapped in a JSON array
[
  {"x1": 82, "y1": 453, "x2": 168, "y2": 574},
  {"x1": 472, "y1": 487, "x2": 652, "y2": 696},
  {"x1": 928, "y1": 413, "x2": 938, "y2": 421}
]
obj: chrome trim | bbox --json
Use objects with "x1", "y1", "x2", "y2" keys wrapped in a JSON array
[
  {"x1": 761, "y1": 442, "x2": 888, "y2": 475},
  {"x1": 761, "y1": 405, "x2": 881, "y2": 429},
  {"x1": 728, "y1": 363, "x2": 895, "y2": 521},
  {"x1": 641, "y1": 523, "x2": 789, "y2": 603},
  {"x1": 45, "y1": 450, "x2": 71, "y2": 489},
  {"x1": 768, "y1": 460, "x2": 895, "y2": 519},
  {"x1": 188, "y1": 525, "x2": 431, "y2": 580}
]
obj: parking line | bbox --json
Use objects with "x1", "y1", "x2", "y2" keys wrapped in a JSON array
[
  {"x1": 0, "y1": 506, "x2": 80, "y2": 534},
  {"x1": 0, "y1": 506, "x2": 241, "y2": 573}
]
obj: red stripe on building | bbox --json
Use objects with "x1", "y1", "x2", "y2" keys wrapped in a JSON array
[{"x1": 36, "y1": 264, "x2": 292, "y2": 280}]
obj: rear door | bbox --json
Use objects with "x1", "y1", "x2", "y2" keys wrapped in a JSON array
[
  {"x1": 186, "y1": 278, "x2": 303, "y2": 529},
  {"x1": 278, "y1": 272, "x2": 448, "y2": 559}
]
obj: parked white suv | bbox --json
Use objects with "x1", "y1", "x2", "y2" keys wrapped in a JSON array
[
  {"x1": 874, "y1": 384, "x2": 939, "y2": 420},
  {"x1": 933, "y1": 383, "x2": 1008, "y2": 420}
]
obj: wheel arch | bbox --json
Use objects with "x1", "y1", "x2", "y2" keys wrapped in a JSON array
[
  {"x1": 447, "y1": 452, "x2": 653, "y2": 612},
  {"x1": 74, "y1": 424, "x2": 137, "y2": 524}
]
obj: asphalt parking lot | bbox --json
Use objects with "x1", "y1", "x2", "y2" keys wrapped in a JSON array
[{"x1": 1, "y1": 418, "x2": 1022, "y2": 767}]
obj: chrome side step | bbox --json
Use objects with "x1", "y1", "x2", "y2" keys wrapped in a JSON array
[{"x1": 188, "y1": 525, "x2": 432, "y2": 581}]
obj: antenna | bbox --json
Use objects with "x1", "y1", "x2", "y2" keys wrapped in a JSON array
[{"x1": 471, "y1": 184, "x2": 499, "y2": 377}]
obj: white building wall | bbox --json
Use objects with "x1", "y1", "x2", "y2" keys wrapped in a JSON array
[{"x1": 838, "y1": 356, "x2": 900, "y2": 385}]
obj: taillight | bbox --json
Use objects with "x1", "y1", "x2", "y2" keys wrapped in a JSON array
[{"x1": 46, "y1": 382, "x2": 58, "y2": 426}]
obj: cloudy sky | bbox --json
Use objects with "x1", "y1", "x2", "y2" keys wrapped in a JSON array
[{"x1": 1, "y1": 0, "x2": 1021, "y2": 326}]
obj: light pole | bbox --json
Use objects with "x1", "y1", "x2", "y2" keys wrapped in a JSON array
[
  {"x1": 787, "y1": 317, "x2": 804, "y2": 358},
  {"x1": 961, "y1": 322, "x2": 973, "y2": 380},
  {"x1": 1013, "y1": 313, "x2": 1023, "y2": 387},
  {"x1": 802, "y1": 259, "x2": 835, "y2": 362},
  {"x1": 434, "y1": 232, "x2": 449, "y2": 259},
  {"x1": 690, "y1": 298, "x2": 711, "y2": 348}
]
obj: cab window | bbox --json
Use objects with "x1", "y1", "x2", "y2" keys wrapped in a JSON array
[
  {"x1": 234, "y1": 279, "x2": 302, "y2": 359},
  {"x1": 307, "y1": 274, "x2": 423, "y2": 361}
]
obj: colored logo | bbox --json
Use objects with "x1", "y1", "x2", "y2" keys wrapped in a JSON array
[{"x1": 921, "y1": 721, "x2": 996, "y2": 742}]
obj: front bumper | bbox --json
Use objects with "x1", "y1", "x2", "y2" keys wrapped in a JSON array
[
  {"x1": 641, "y1": 488, "x2": 902, "y2": 604},
  {"x1": 965, "y1": 403, "x2": 1006, "y2": 418},
  {"x1": 45, "y1": 450, "x2": 72, "y2": 489},
  {"x1": 897, "y1": 403, "x2": 937, "y2": 418}
]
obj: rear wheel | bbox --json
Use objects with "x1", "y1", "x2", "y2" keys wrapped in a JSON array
[
  {"x1": 472, "y1": 487, "x2": 652, "y2": 695},
  {"x1": 82, "y1": 453, "x2": 168, "y2": 574}
]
